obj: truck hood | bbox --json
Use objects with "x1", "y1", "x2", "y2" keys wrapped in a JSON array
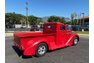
[{"x1": 14, "y1": 31, "x2": 43, "y2": 37}]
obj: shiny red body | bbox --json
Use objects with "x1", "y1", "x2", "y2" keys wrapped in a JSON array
[{"x1": 13, "y1": 22, "x2": 79, "y2": 56}]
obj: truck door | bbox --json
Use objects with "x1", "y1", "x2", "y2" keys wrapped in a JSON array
[{"x1": 56, "y1": 25, "x2": 68, "y2": 46}]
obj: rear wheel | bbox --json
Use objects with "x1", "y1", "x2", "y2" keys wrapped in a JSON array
[
  {"x1": 73, "y1": 37, "x2": 79, "y2": 46},
  {"x1": 36, "y1": 43, "x2": 47, "y2": 57}
]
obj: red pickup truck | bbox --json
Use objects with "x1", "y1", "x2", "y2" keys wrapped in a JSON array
[{"x1": 13, "y1": 22, "x2": 79, "y2": 57}]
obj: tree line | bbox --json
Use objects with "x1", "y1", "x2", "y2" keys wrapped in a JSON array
[
  {"x1": 5, "y1": 12, "x2": 78, "y2": 26},
  {"x1": 5, "y1": 12, "x2": 42, "y2": 25}
]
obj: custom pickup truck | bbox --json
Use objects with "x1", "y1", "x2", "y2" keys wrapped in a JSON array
[{"x1": 13, "y1": 22, "x2": 79, "y2": 57}]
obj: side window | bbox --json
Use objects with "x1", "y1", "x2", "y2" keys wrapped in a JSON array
[
  {"x1": 60, "y1": 26, "x2": 65, "y2": 30},
  {"x1": 47, "y1": 25, "x2": 52, "y2": 29}
]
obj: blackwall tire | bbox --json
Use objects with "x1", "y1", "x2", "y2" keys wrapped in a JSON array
[{"x1": 36, "y1": 43, "x2": 47, "y2": 57}]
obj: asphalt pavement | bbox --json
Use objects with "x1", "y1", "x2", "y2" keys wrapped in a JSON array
[{"x1": 5, "y1": 36, "x2": 89, "y2": 63}]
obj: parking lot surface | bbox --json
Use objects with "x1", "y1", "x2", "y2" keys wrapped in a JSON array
[{"x1": 5, "y1": 36, "x2": 89, "y2": 63}]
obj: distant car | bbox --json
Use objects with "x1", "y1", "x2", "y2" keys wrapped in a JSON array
[
  {"x1": 30, "y1": 25, "x2": 39, "y2": 31},
  {"x1": 82, "y1": 25, "x2": 89, "y2": 31}
]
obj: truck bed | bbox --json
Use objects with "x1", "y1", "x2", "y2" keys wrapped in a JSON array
[{"x1": 14, "y1": 31, "x2": 56, "y2": 38}]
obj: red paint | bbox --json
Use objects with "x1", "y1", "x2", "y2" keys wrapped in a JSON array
[{"x1": 13, "y1": 22, "x2": 79, "y2": 56}]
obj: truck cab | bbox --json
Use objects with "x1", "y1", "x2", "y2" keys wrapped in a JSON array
[
  {"x1": 13, "y1": 22, "x2": 79, "y2": 57},
  {"x1": 43, "y1": 22, "x2": 75, "y2": 47}
]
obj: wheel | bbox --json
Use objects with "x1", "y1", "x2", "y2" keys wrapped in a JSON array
[
  {"x1": 36, "y1": 43, "x2": 47, "y2": 57},
  {"x1": 73, "y1": 37, "x2": 79, "y2": 46}
]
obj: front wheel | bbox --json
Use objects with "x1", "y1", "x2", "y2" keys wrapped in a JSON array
[
  {"x1": 36, "y1": 43, "x2": 47, "y2": 57},
  {"x1": 72, "y1": 37, "x2": 79, "y2": 46}
]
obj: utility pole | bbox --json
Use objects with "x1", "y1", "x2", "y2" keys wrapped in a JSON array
[
  {"x1": 26, "y1": 0, "x2": 29, "y2": 28},
  {"x1": 79, "y1": 13, "x2": 81, "y2": 25},
  {"x1": 82, "y1": 13, "x2": 84, "y2": 26},
  {"x1": 82, "y1": 13, "x2": 85, "y2": 32},
  {"x1": 71, "y1": 14, "x2": 74, "y2": 25},
  {"x1": 78, "y1": 13, "x2": 82, "y2": 31}
]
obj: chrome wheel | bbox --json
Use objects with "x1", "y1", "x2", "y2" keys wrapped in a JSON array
[
  {"x1": 36, "y1": 43, "x2": 47, "y2": 57},
  {"x1": 73, "y1": 37, "x2": 79, "y2": 46},
  {"x1": 74, "y1": 38, "x2": 78, "y2": 45},
  {"x1": 38, "y1": 46, "x2": 46, "y2": 55}
]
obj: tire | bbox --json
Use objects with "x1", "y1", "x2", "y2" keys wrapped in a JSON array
[
  {"x1": 36, "y1": 43, "x2": 47, "y2": 57},
  {"x1": 72, "y1": 37, "x2": 79, "y2": 46}
]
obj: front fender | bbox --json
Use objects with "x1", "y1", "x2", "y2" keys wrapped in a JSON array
[{"x1": 65, "y1": 34, "x2": 79, "y2": 46}]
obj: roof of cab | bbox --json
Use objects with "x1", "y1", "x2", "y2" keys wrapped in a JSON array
[{"x1": 44, "y1": 22, "x2": 64, "y2": 24}]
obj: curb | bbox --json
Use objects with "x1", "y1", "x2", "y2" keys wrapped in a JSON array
[
  {"x1": 78, "y1": 34, "x2": 89, "y2": 36},
  {"x1": 5, "y1": 33, "x2": 13, "y2": 37}
]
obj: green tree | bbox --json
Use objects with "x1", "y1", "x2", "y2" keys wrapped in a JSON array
[
  {"x1": 73, "y1": 19, "x2": 78, "y2": 25},
  {"x1": 66, "y1": 21, "x2": 72, "y2": 25},
  {"x1": 71, "y1": 12, "x2": 77, "y2": 25},
  {"x1": 37, "y1": 18, "x2": 43, "y2": 24},
  {"x1": 20, "y1": 18, "x2": 26, "y2": 25},
  {"x1": 47, "y1": 16, "x2": 61, "y2": 22},
  {"x1": 5, "y1": 13, "x2": 16, "y2": 24},
  {"x1": 60, "y1": 17, "x2": 66, "y2": 24},
  {"x1": 15, "y1": 14, "x2": 25, "y2": 24},
  {"x1": 5, "y1": 12, "x2": 25, "y2": 24},
  {"x1": 28, "y1": 15, "x2": 38, "y2": 25}
]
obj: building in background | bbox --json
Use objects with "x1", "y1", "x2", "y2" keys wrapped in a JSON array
[{"x1": 78, "y1": 16, "x2": 89, "y2": 31}]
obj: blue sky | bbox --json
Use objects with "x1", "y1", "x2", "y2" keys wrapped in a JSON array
[{"x1": 5, "y1": 0, "x2": 89, "y2": 18}]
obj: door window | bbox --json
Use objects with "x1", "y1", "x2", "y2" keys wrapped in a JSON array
[{"x1": 60, "y1": 26, "x2": 65, "y2": 30}]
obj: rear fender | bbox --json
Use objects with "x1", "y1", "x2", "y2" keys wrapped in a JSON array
[{"x1": 24, "y1": 39, "x2": 48, "y2": 56}]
